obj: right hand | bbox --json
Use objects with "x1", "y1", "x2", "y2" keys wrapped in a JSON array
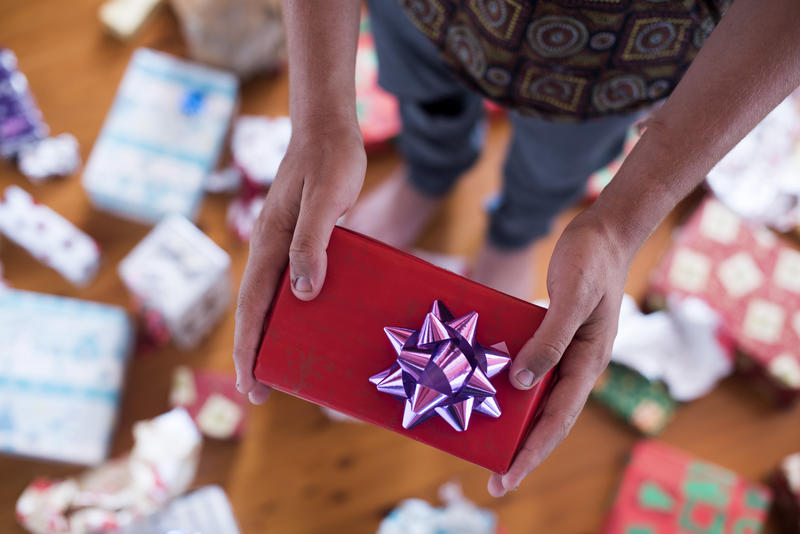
[{"x1": 233, "y1": 119, "x2": 367, "y2": 404}]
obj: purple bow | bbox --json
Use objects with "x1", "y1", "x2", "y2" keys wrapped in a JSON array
[{"x1": 369, "y1": 300, "x2": 512, "y2": 432}]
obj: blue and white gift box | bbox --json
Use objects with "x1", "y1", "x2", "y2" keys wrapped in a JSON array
[
  {"x1": 0, "y1": 288, "x2": 133, "y2": 464},
  {"x1": 82, "y1": 48, "x2": 238, "y2": 223}
]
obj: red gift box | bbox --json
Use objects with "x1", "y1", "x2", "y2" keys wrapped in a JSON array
[
  {"x1": 602, "y1": 440, "x2": 772, "y2": 534},
  {"x1": 255, "y1": 227, "x2": 555, "y2": 473},
  {"x1": 649, "y1": 196, "x2": 800, "y2": 404}
]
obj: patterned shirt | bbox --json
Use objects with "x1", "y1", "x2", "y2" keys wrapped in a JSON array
[{"x1": 399, "y1": 0, "x2": 732, "y2": 121}]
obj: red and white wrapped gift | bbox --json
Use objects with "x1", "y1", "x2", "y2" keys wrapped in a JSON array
[
  {"x1": 169, "y1": 366, "x2": 247, "y2": 439},
  {"x1": 649, "y1": 196, "x2": 800, "y2": 404}
]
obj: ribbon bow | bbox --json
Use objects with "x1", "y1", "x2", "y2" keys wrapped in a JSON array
[{"x1": 369, "y1": 300, "x2": 511, "y2": 431}]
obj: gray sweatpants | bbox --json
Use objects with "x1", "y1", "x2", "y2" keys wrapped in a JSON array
[{"x1": 367, "y1": 0, "x2": 642, "y2": 250}]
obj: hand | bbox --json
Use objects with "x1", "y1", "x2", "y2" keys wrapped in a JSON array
[
  {"x1": 233, "y1": 120, "x2": 366, "y2": 405},
  {"x1": 488, "y1": 209, "x2": 634, "y2": 497}
]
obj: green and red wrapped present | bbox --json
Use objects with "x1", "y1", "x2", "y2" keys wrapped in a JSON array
[
  {"x1": 602, "y1": 440, "x2": 772, "y2": 534},
  {"x1": 591, "y1": 363, "x2": 676, "y2": 436},
  {"x1": 771, "y1": 452, "x2": 800, "y2": 533},
  {"x1": 648, "y1": 197, "x2": 800, "y2": 405},
  {"x1": 254, "y1": 227, "x2": 555, "y2": 474}
]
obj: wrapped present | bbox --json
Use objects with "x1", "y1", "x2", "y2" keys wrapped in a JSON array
[
  {"x1": 0, "y1": 48, "x2": 48, "y2": 159},
  {"x1": 0, "y1": 289, "x2": 132, "y2": 464},
  {"x1": 377, "y1": 482, "x2": 497, "y2": 534},
  {"x1": 169, "y1": 366, "x2": 247, "y2": 439},
  {"x1": 707, "y1": 91, "x2": 800, "y2": 233},
  {"x1": 16, "y1": 408, "x2": 201, "y2": 534},
  {"x1": 82, "y1": 48, "x2": 237, "y2": 223},
  {"x1": 591, "y1": 363, "x2": 676, "y2": 436},
  {"x1": 356, "y1": 15, "x2": 401, "y2": 154},
  {"x1": 0, "y1": 186, "x2": 101, "y2": 286},
  {"x1": 602, "y1": 440, "x2": 772, "y2": 534},
  {"x1": 171, "y1": 0, "x2": 285, "y2": 79},
  {"x1": 612, "y1": 294, "x2": 734, "y2": 402},
  {"x1": 99, "y1": 0, "x2": 163, "y2": 41},
  {"x1": 649, "y1": 197, "x2": 800, "y2": 404},
  {"x1": 121, "y1": 485, "x2": 240, "y2": 534},
  {"x1": 772, "y1": 452, "x2": 800, "y2": 534},
  {"x1": 231, "y1": 115, "x2": 290, "y2": 191},
  {"x1": 119, "y1": 215, "x2": 231, "y2": 349},
  {"x1": 255, "y1": 227, "x2": 555, "y2": 474}
]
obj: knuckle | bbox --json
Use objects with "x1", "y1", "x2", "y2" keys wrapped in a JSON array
[
  {"x1": 542, "y1": 409, "x2": 578, "y2": 442},
  {"x1": 262, "y1": 201, "x2": 297, "y2": 238},
  {"x1": 289, "y1": 234, "x2": 322, "y2": 264},
  {"x1": 536, "y1": 341, "x2": 565, "y2": 369}
]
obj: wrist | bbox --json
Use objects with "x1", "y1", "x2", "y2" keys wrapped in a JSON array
[
  {"x1": 290, "y1": 95, "x2": 358, "y2": 132},
  {"x1": 586, "y1": 121, "x2": 702, "y2": 258},
  {"x1": 289, "y1": 108, "x2": 363, "y2": 147}
]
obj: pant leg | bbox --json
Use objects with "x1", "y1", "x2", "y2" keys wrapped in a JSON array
[
  {"x1": 488, "y1": 111, "x2": 642, "y2": 250},
  {"x1": 367, "y1": 0, "x2": 485, "y2": 197}
]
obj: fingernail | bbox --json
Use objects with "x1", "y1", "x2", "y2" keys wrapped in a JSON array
[
  {"x1": 293, "y1": 276, "x2": 312, "y2": 293},
  {"x1": 515, "y1": 369, "x2": 535, "y2": 388}
]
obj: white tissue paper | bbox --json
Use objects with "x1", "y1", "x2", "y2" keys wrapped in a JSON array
[{"x1": 612, "y1": 295, "x2": 734, "y2": 402}]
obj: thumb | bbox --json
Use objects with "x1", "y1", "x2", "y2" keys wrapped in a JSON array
[
  {"x1": 288, "y1": 194, "x2": 339, "y2": 301},
  {"x1": 510, "y1": 298, "x2": 588, "y2": 390}
]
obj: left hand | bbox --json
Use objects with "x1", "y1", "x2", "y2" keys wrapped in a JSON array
[{"x1": 488, "y1": 208, "x2": 634, "y2": 497}]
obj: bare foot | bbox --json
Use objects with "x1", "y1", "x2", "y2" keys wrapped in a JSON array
[
  {"x1": 472, "y1": 242, "x2": 536, "y2": 301},
  {"x1": 343, "y1": 167, "x2": 441, "y2": 249}
]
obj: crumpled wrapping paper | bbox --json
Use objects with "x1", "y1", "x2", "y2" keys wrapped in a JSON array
[
  {"x1": 377, "y1": 482, "x2": 496, "y2": 534},
  {"x1": 231, "y1": 115, "x2": 291, "y2": 189},
  {"x1": 16, "y1": 408, "x2": 202, "y2": 534},
  {"x1": 706, "y1": 91, "x2": 800, "y2": 232},
  {"x1": 18, "y1": 133, "x2": 82, "y2": 182},
  {"x1": 612, "y1": 295, "x2": 734, "y2": 402}
]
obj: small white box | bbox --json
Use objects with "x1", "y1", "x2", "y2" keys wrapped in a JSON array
[
  {"x1": 0, "y1": 185, "x2": 101, "y2": 286},
  {"x1": 119, "y1": 214, "x2": 231, "y2": 349}
]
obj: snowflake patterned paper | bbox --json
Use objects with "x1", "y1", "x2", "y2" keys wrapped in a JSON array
[
  {"x1": 602, "y1": 440, "x2": 771, "y2": 534},
  {"x1": 0, "y1": 289, "x2": 132, "y2": 464},
  {"x1": 649, "y1": 197, "x2": 800, "y2": 404},
  {"x1": 82, "y1": 48, "x2": 237, "y2": 223},
  {"x1": 119, "y1": 215, "x2": 231, "y2": 349}
]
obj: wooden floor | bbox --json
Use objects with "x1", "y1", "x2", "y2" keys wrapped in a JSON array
[{"x1": 1, "y1": 2, "x2": 798, "y2": 533}]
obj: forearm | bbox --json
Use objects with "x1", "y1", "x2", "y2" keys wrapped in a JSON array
[
  {"x1": 283, "y1": 0, "x2": 362, "y2": 127},
  {"x1": 590, "y1": 0, "x2": 800, "y2": 256}
]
